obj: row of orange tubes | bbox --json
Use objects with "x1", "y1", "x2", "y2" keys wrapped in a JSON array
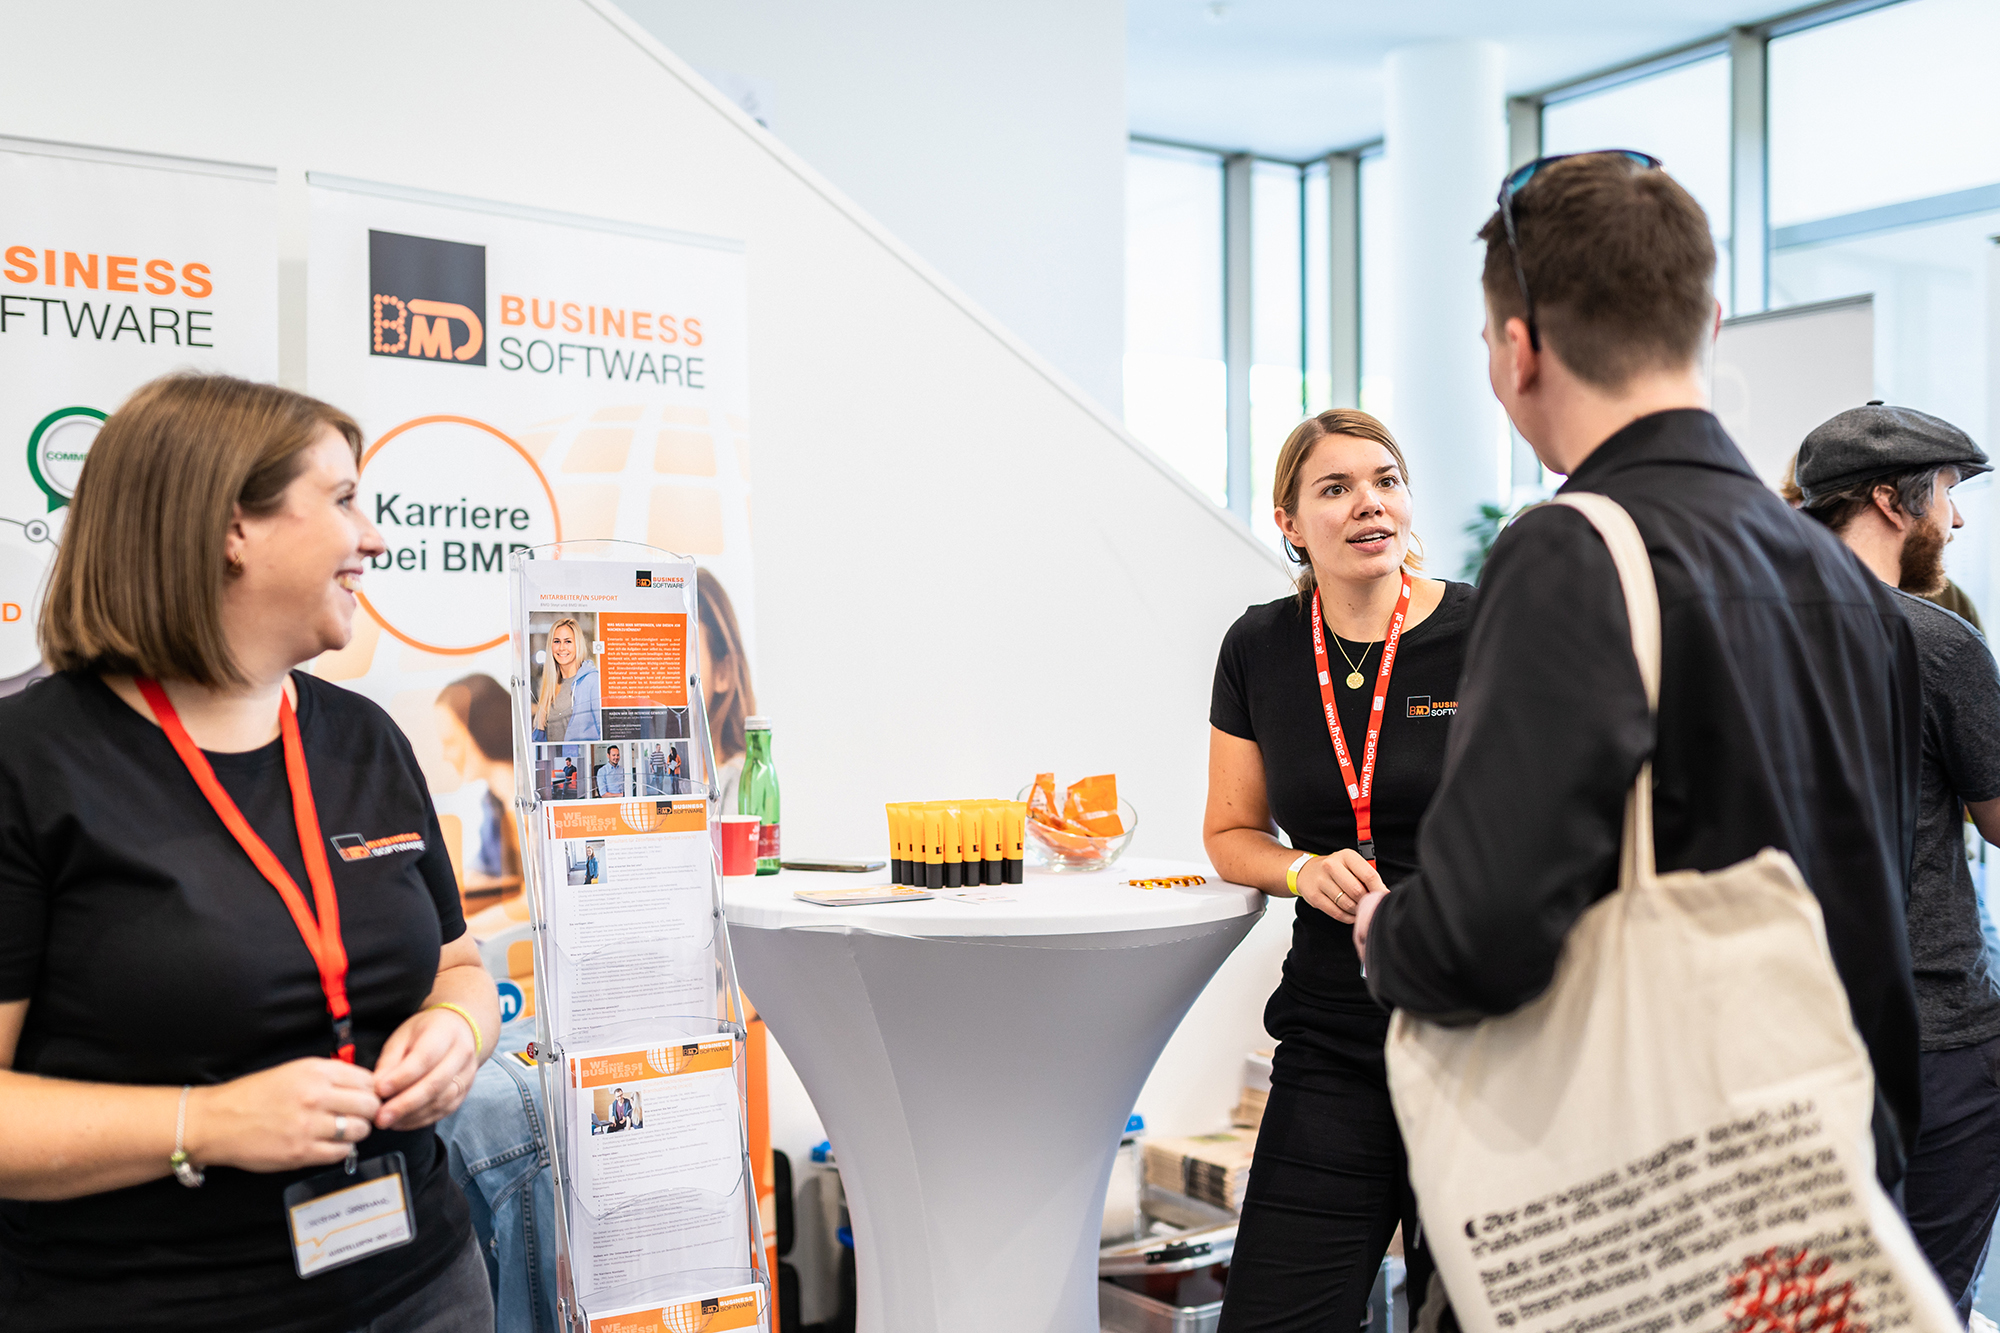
[{"x1": 885, "y1": 800, "x2": 1027, "y2": 888}]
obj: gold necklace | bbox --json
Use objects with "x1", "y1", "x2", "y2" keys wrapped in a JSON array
[{"x1": 1331, "y1": 634, "x2": 1374, "y2": 689}]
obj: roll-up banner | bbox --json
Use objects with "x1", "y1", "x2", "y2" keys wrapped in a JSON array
[
  {"x1": 305, "y1": 177, "x2": 754, "y2": 1008},
  {"x1": 0, "y1": 136, "x2": 279, "y2": 691}
]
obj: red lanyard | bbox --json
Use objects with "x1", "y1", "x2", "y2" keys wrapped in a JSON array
[
  {"x1": 1309, "y1": 575, "x2": 1412, "y2": 866},
  {"x1": 137, "y1": 678, "x2": 355, "y2": 1063}
]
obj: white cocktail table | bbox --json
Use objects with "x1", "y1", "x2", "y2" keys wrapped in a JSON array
[{"x1": 725, "y1": 856, "x2": 1263, "y2": 1333}]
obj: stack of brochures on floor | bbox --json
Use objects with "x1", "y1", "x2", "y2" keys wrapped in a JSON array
[
  {"x1": 1231, "y1": 1050, "x2": 1272, "y2": 1131},
  {"x1": 1142, "y1": 1130, "x2": 1256, "y2": 1213}
]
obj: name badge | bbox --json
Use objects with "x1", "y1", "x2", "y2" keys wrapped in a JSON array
[{"x1": 282, "y1": 1151, "x2": 417, "y2": 1278}]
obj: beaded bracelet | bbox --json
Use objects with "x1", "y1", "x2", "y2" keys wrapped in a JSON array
[{"x1": 169, "y1": 1085, "x2": 204, "y2": 1188}]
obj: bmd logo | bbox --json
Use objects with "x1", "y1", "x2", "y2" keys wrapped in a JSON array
[{"x1": 369, "y1": 230, "x2": 486, "y2": 366}]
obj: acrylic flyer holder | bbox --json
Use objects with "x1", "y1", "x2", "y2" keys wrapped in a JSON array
[{"x1": 509, "y1": 541, "x2": 770, "y2": 1333}]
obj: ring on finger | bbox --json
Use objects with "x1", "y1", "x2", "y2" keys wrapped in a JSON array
[
  {"x1": 1335, "y1": 889, "x2": 1351, "y2": 910},
  {"x1": 448, "y1": 1077, "x2": 461, "y2": 1102},
  {"x1": 333, "y1": 1113, "x2": 348, "y2": 1142}
]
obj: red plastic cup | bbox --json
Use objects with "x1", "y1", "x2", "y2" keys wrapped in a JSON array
[{"x1": 718, "y1": 815, "x2": 761, "y2": 877}]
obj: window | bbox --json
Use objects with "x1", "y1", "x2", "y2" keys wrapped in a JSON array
[
  {"x1": 1769, "y1": 0, "x2": 2000, "y2": 228},
  {"x1": 1123, "y1": 144, "x2": 1332, "y2": 540},
  {"x1": 1769, "y1": 0, "x2": 2000, "y2": 611},
  {"x1": 1541, "y1": 53, "x2": 1734, "y2": 310},
  {"x1": 1124, "y1": 144, "x2": 1227, "y2": 505}
]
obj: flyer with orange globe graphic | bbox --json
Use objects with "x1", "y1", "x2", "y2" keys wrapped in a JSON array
[
  {"x1": 564, "y1": 1034, "x2": 751, "y2": 1307},
  {"x1": 588, "y1": 1284, "x2": 763, "y2": 1333}
]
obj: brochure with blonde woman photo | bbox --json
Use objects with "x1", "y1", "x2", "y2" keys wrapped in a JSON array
[{"x1": 521, "y1": 558, "x2": 696, "y2": 801}]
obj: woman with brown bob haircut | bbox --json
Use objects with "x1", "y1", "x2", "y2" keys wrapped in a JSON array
[
  {"x1": 0, "y1": 374, "x2": 499, "y2": 1332},
  {"x1": 1204, "y1": 409, "x2": 1476, "y2": 1330}
]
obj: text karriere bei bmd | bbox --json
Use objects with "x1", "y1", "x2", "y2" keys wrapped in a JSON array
[{"x1": 367, "y1": 495, "x2": 529, "y2": 574}]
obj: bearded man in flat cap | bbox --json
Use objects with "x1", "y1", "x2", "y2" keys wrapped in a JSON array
[{"x1": 1797, "y1": 401, "x2": 2000, "y2": 1319}]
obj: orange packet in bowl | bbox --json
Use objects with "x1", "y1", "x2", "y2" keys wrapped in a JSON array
[
  {"x1": 1026, "y1": 820, "x2": 1105, "y2": 861},
  {"x1": 1041, "y1": 791, "x2": 1097, "y2": 838},
  {"x1": 1067, "y1": 773, "x2": 1123, "y2": 837},
  {"x1": 1029, "y1": 772, "x2": 1059, "y2": 826}
]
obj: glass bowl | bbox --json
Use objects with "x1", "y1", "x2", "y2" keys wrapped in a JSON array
[{"x1": 1016, "y1": 786, "x2": 1138, "y2": 873}]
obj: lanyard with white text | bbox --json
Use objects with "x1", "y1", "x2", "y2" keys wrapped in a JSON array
[
  {"x1": 137, "y1": 678, "x2": 355, "y2": 1062},
  {"x1": 1309, "y1": 575, "x2": 1412, "y2": 866}
]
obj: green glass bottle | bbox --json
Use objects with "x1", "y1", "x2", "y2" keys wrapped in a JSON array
[{"x1": 739, "y1": 715, "x2": 781, "y2": 874}]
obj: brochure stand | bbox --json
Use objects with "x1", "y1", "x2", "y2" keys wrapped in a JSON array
[{"x1": 509, "y1": 541, "x2": 770, "y2": 1333}]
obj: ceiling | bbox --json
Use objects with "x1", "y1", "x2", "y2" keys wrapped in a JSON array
[{"x1": 1127, "y1": 0, "x2": 1814, "y2": 160}]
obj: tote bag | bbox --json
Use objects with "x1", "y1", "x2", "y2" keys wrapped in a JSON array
[{"x1": 1385, "y1": 493, "x2": 1955, "y2": 1333}]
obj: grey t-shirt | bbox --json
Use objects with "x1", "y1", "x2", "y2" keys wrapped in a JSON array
[{"x1": 1892, "y1": 588, "x2": 2000, "y2": 1051}]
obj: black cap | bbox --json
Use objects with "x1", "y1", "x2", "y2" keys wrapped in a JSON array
[{"x1": 1794, "y1": 403, "x2": 1991, "y2": 504}]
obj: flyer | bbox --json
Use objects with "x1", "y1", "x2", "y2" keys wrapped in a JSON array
[
  {"x1": 519, "y1": 557, "x2": 699, "y2": 805},
  {"x1": 544, "y1": 797, "x2": 717, "y2": 1040},
  {"x1": 585, "y1": 1283, "x2": 764, "y2": 1333},
  {"x1": 565, "y1": 1038, "x2": 753, "y2": 1302}
]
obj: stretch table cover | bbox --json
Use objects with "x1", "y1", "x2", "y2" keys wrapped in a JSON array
[{"x1": 726, "y1": 858, "x2": 1262, "y2": 1333}]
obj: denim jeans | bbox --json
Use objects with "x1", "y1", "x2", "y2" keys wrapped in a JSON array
[
  {"x1": 1977, "y1": 871, "x2": 2000, "y2": 982},
  {"x1": 437, "y1": 1020, "x2": 558, "y2": 1333}
]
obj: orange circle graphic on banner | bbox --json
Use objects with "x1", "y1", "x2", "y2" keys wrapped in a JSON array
[{"x1": 355, "y1": 415, "x2": 562, "y2": 656}]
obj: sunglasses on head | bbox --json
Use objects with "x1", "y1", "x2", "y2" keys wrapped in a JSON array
[{"x1": 1497, "y1": 149, "x2": 1663, "y2": 352}]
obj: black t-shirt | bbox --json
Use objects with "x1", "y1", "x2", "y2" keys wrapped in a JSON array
[
  {"x1": 0, "y1": 671, "x2": 472, "y2": 1332},
  {"x1": 1888, "y1": 589, "x2": 2000, "y2": 1052},
  {"x1": 1210, "y1": 584, "x2": 1476, "y2": 1068}
]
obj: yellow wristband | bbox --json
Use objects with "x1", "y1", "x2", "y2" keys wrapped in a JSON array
[
  {"x1": 429, "y1": 1001, "x2": 484, "y2": 1055},
  {"x1": 1286, "y1": 853, "x2": 1316, "y2": 895}
]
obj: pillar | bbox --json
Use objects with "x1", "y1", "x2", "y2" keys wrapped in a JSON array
[
  {"x1": 1383, "y1": 40, "x2": 1508, "y2": 578},
  {"x1": 1729, "y1": 27, "x2": 1769, "y2": 317},
  {"x1": 1327, "y1": 153, "x2": 1361, "y2": 410},
  {"x1": 1223, "y1": 152, "x2": 1255, "y2": 522}
]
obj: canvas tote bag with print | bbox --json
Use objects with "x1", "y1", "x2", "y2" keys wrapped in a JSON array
[{"x1": 1385, "y1": 493, "x2": 1955, "y2": 1333}]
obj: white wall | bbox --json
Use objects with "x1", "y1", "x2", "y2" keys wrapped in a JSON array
[
  {"x1": 0, "y1": 0, "x2": 1289, "y2": 1184},
  {"x1": 616, "y1": 0, "x2": 1129, "y2": 413}
]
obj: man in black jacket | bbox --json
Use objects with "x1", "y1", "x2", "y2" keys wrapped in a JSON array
[{"x1": 1352, "y1": 152, "x2": 1924, "y2": 1185}]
